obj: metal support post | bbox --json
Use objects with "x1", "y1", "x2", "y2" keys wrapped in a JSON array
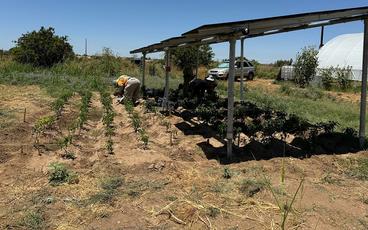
[
  {"x1": 141, "y1": 53, "x2": 146, "y2": 92},
  {"x1": 240, "y1": 38, "x2": 245, "y2": 102},
  {"x1": 195, "y1": 46, "x2": 200, "y2": 78},
  {"x1": 319, "y1": 26, "x2": 325, "y2": 49},
  {"x1": 227, "y1": 38, "x2": 236, "y2": 158},
  {"x1": 359, "y1": 19, "x2": 368, "y2": 148},
  {"x1": 164, "y1": 49, "x2": 170, "y2": 110}
]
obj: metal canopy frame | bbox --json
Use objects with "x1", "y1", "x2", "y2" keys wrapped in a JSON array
[
  {"x1": 131, "y1": 6, "x2": 368, "y2": 158},
  {"x1": 131, "y1": 6, "x2": 368, "y2": 54}
]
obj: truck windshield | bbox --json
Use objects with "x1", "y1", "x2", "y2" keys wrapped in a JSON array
[{"x1": 218, "y1": 63, "x2": 229, "y2": 68}]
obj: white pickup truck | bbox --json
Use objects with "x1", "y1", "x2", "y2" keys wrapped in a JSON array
[{"x1": 207, "y1": 60, "x2": 255, "y2": 80}]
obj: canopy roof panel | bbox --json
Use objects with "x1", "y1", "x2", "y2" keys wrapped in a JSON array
[{"x1": 130, "y1": 6, "x2": 368, "y2": 54}]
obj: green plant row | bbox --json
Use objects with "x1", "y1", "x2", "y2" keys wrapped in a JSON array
[
  {"x1": 124, "y1": 100, "x2": 149, "y2": 149},
  {"x1": 99, "y1": 86, "x2": 115, "y2": 154},
  {"x1": 77, "y1": 90, "x2": 92, "y2": 129}
]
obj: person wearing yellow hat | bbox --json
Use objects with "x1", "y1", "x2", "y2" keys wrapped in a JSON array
[{"x1": 113, "y1": 75, "x2": 141, "y2": 104}]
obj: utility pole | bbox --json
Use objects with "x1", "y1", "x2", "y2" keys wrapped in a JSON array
[{"x1": 84, "y1": 39, "x2": 88, "y2": 56}]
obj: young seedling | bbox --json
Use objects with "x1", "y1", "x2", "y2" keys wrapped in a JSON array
[
  {"x1": 140, "y1": 130, "x2": 149, "y2": 149},
  {"x1": 106, "y1": 138, "x2": 114, "y2": 155},
  {"x1": 33, "y1": 115, "x2": 55, "y2": 145}
]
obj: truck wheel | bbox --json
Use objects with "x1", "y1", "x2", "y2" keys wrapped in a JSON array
[{"x1": 247, "y1": 72, "x2": 254, "y2": 80}]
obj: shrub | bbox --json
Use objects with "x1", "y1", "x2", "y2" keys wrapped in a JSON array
[
  {"x1": 320, "y1": 67, "x2": 334, "y2": 90},
  {"x1": 294, "y1": 47, "x2": 319, "y2": 87},
  {"x1": 336, "y1": 66, "x2": 352, "y2": 90},
  {"x1": 12, "y1": 27, "x2": 74, "y2": 67}
]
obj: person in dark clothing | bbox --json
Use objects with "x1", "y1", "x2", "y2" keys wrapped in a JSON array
[{"x1": 188, "y1": 75, "x2": 217, "y2": 99}]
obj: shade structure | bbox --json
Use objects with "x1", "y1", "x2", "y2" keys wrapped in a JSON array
[
  {"x1": 318, "y1": 33, "x2": 364, "y2": 81},
  {"x1": 131, "y1": 6, "x2": 368, "y2": 54},
  {"x1": 131, "y1": 6, "x2": 368, "y2": 157}
]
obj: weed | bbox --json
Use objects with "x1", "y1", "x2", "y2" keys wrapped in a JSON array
[
  {"x1": 89, "y1": 190, "x2": 116, "y2": 204},
  {"x1": 89, "y1": 177, "x2": 124, "y2": 204},
  {"x1": 48, "y1": 162, "x2": 78, "y2": 186},
  {"x1": 223, "y1": 167, "x2": 232, "y2": 179},
  {"x1": 20, "y1": 211, "x2": 44, "y2": 230},
  {"x1": 239, "y1": 179, "x2": 266, "y2": 197},
  {"x1": 207, "y1": 207, "x2": 220, "y2": 218},
  {"x1": 61, "y1": 151, "x2": 76, "y2": 160},
  {"x1": 321, "y1": 173, "x2": 342, "y2": 185},
  {"x1": 349, "y1": 158, "x2": 368, "y2": 180},
  {"x1": 266, "y1": 177, "x2": 305, "y2": 230},
  {"x1": 101, "y1": 177, "x2": 124, "y2": 190}
]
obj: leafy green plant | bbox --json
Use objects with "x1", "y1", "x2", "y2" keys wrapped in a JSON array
[
  {"x1": 77, "y1": 90, "x2": 92, "y2": 128},
  {"x1": 33, "y1": 116, "x2": 55, "y2": 134},
  {"x1": 294, "y1": 47, "x2": 319, "y2": 87},
  {"x1": 320, "y1": 67, "x2": 334, "y2": 90},
  {"x1": 99, "y1": 87, "x2": 115, "y2": 155},
  {"x1": 33, "y1": 115, "x2": 55, "y2": 144},
  {"x1": 48, "y1": 162, "x2": 78, "y2": 186},
  {"x1": 336, "y1": 66, "x2": 352, "y2": 90},
  {"x1": 52, "y1": 90, "x2": 73, "y2": 118}
]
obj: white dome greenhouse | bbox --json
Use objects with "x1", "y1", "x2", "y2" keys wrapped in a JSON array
[{"x1": 318, "y1": 33, "x2": 364, "y2": 81}]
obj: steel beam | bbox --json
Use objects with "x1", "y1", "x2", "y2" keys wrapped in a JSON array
[
  {"x1": 359, "y1": 19, "x2": 368, "y2": 148},
  {"x1": 227, "y1": 38, "x2": 236, "y2": 158}
]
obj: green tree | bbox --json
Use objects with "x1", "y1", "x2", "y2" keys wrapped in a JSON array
[
  {"x1": 171, "y1": 45, "x2": 214, "y2": 92},
  {"x1": 294, "y1": 47, "x2": 319, "y2": 87},
  {"x1": 12, "y1": 27, "x2": 74, "y2": 67}
]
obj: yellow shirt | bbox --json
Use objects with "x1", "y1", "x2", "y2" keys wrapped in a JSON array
[{"x1": 115, "y1": 75, "x2": 129, "y2": 87}]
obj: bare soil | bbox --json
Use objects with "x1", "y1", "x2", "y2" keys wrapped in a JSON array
[{"x1": 0, "y1": 84, "x2": 367, "y2": 229}]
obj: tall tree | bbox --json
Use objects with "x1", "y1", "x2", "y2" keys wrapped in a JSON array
[
  {"x1": 171, "y1": 45, "x2": 214, "y2": 92},
  {"x1": 12, "y1": 27, "x2": 74, "y2": 67}
]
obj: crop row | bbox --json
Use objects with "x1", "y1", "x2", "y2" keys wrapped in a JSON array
[
  {"x1": 99, "y1": 87, "x2": 115, "y2": 154},
  {"x1": 124, "y1": 100, "x2": 149, "y2": 149}
]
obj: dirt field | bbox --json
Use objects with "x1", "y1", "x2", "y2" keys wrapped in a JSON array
[{"x1": 0, "y1": 84, "x2": 368, "y2": 229}]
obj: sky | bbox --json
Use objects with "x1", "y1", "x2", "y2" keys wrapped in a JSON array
[{"x1": 0, "y1": 0, "x2": 367, "y2": 63}]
